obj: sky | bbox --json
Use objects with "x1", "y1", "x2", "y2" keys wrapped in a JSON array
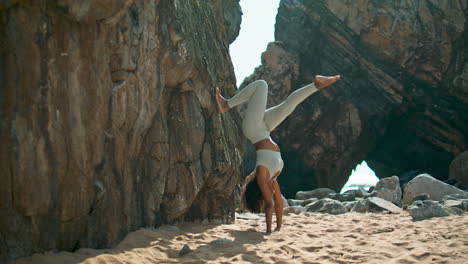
[
  {"x1": 230, "y1": 0, "x2": 281, "y2": 86},
  {"x1": 229, "y1": 0, "x2": 379, "y2": 191}
]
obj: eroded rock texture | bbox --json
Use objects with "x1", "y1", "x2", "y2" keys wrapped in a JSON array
[
  {"x1": 0, "y1": 0, "x2": 243, "y2": 261},
  {"x1": 243, "y1": 0, "x2": 467, "y2": 196}
]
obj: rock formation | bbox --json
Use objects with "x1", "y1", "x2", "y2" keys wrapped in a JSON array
[
  {"x1": 242, "y1": 0, "x2": 467, "y2": 196},
  {"x1": 449, "y1": 150, "x2": 468, "y2": 187},
  {"x1": 0, "y1": 0, "x2": 243, "y2": 261}
]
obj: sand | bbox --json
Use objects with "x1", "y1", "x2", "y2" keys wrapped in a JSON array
[{"x1": 11, "y1": 212, "x2": 468, "y2": 264}]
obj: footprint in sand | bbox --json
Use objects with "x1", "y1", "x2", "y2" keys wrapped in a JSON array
[
  {"x1": 302, "y1": 246, "x2": 323, "y2": 252},
  {"x1": 410, "y1": 252, "x2": 431, "y2": 261},
  {"x1": 280, "y1": 245, "x2": 300, "y2": 255},
  {"x1": 392, "y1": 242, "x2": 409, "y2": 247},
  {"x1": 273, "y1": 249, "x2": 283, "y2": 255},
  {"x1": 448, "y1": 242, "x2": 460, "y2": 247},
  {"x1": 356, "y1": 240, "x2": 368, "y2": 246},
  {"x1": 396, "y1": 258, "x2": 417, "y2": 264}
]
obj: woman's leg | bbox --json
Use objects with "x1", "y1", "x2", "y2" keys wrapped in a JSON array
[
  {"x1": 222, "y1": 80, "x2": 269, "y2": 140},
  {"x1": 264, "y1": 75, "x2": 340, "y2": 131},
  {"x1": 256, "y1": 165, "x2": 274, "y2": 233},
  {"x1": 271, "y1": 180, "x2": 283, "y2": 231},
  {"x1": 263, "y1": 83, "x2": 317, "y2": 131},
  {"x1": 216, "y1": 80, "x2": 268, "y2": 113}
]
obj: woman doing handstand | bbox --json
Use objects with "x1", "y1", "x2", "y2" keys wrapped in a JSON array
[{"x1": 216, "y1": 75, "x2": 340, "y2": 233}]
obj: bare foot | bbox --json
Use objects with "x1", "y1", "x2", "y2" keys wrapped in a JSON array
[
  {"x1": 215, "y1": 87, "x2": 230, "y2": 113},
  {"x1": 315, "y1": 75, "x2": 341, "y2": 90},
  {"x1": 274, "y1": 227, "x2": 281, "y2": 232}
]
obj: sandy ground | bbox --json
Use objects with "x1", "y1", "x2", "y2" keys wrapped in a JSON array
[{"x1": 11, "y1": 212, "x2": 468, "y2": 264}]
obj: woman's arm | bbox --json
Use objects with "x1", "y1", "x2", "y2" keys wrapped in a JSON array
[{"x1": 272, "y1": 180, "x2": 283, "y2": 231}]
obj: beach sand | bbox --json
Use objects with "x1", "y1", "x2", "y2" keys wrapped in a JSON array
[{"x1": 11, "y1": 212, "x2": 468, "y2": 264}]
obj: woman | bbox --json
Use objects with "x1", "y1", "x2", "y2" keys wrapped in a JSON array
[{"x1": 216, "y1": 75, "x2": 340, "y2": 233}]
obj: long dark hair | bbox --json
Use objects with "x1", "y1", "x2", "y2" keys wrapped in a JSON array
[{"x1": 240, "y1": 170, "x2": 264, "y2": 213}]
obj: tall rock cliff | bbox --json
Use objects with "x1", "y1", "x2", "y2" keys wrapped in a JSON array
[
  {"x1": 0, "y1": 0, "x2": 243, "y2": 261},
  {"x1": 243, "y1": 0, "x2": 467, "y2": 196}
]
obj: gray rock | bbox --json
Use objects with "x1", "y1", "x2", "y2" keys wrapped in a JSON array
[
  {"x1": 287, "y1": 199, "x2": 304, "y2": 206},
  {"x1": 166, "y1": 226, "x2": 181, "y2": 232},
  {"x1": 342, "y1": 193, "x2": 356, "y2": 201},
  {"x1": 281, "y1": 195, "x2": 289, "y2": 208},
  {"x1": 442, "y1": 193, "x2": 468, "y2": 201},
  {"x1": 412, "y1": 193, "x2": 431, "y2": 203},
  {"x1": 296, "y1": 188, "x2": 335, "y2": 200},
  {"x1": 343, "y1": 201, "x2": 358, "y2": 211},
  {"x1": 407, "y1": 200, "x2": 457, "y2": 220},
  {"x1": 403, "y1": 174, "x2": 467, "y2": 205},
  {"x1": 443, "y1": 199, "x2": 468, "y2": 211},
  {"x1": 179, "y1": 244, "x2": 192, "y2": 255},
  {"x1": 283, "y1": 206, "x2": 306, "y2": 214},
  {"x1": 301, "y1": 198, "x2": 319, "y2": 207},
  {"x1": 350, "y1": 199, "x2": 392, "y2": 213},
  {"x1": 368, "y1": 197, "x2": 404, "y2": 214},
  {"x1": 449, "y1": 207, "x2": 465, "y2": 215},
  {"x1": 355, "y1": 187, "x2": 372, "y2": 198},
  {"x1": 305, "y1": 198, "x2": 347, "y2": 215},
  {"x1": 210, "y1": 238, "x2": 234, "y2": 245},
  {"x1": 462, "y1": 200, "x2": 468, "y2": 211},
  {"x1": 449, "y1": 150, "x2": 468, "y2": 187},
  {"x1": 371, "y1": 176, "x2": 402, "y2": 206},
  {"x1": 350, "y1": 200, "x2": 371, "y2": 213},
  {"x1": 327, "y1": 192, "x2": 355, "y2": 202}
]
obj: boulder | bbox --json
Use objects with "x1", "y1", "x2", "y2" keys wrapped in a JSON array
[
  {"x1": 327, "y1": 192, "x2": 356, "y2": 202},
  {"x1": 371, "y1": 176, "x2": 402, "y2": 206},
  {"x1": 287, "y1": 199, "x2": 304, "y2": 207},
  {"x1": 443, "y1": 200, "x2": 468, "y2": 212},
  {"x1": 412, "y1": 193, "x2": 431, "y2": 203},
  {"x1": 281, "y1": 195, "x2": 289, "y2": 208},
  {"x1": 305, "y1": 198, "x2": 347, "y2": 215},
  {"x1": 442, "y1": 193, "x2": 468, "y2": 201},
  {"x1": 284, "y1": 206, "x2": 306, "y2": 215},
  {"x1": 449, "y1": 150, "x2": 468, "y2": 188},
  {"x1": 296, "y1": 188, "x2": 335, "y2": 200},
  {"x1": 350, "y1": 198, "x2": 395, "y2": 213},
  {"x1": 301, "y1": 198, "x2": 319, "y2": 207},
  {"x1": 343, "y1": 201, "x2": 358, "y2": 211},
  {"x1": 367, "y1": 197, "x2": 403, "y2": 214},
  {"x1": 350, "y1": 200, "x2": 372, "y2": 213},
  {"x1": 179, "y1": 244, "x2": 192, "y2": 256},
  {"x1": 355, "y1": 187, "x2": 372, "y2": 198},
  {"x1": 407, "y1": 200, "x2": 459, "y2": 221},
  {"x1": 210, "y1": 238, "x2": 234, "y2": 245},
  {"x1": 403, "y1": 174, "x2": 467, "y2": 205}
]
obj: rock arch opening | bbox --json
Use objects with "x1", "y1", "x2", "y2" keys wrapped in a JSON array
[{"x1": 341, "y1": 161, "x2": 379, "y2": 193}]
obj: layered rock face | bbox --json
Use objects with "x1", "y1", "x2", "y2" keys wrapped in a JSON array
[
  {"x1": 0, "y1": 0, "x2": 243, "y2": 261},
  {"x1": 243, "y1": 0, "x2": 467, "y2": 196}
]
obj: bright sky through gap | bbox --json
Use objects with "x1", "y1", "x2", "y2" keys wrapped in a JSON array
[
  {"x1": 230, "y1": 0, "x2": 280, "y2": 86},
  {"x1": 229, "y1": 0, "x2": 379, "y2": 191},
  {"x1": 341, "y1": 161, "x2": 379, "y2": 193}
]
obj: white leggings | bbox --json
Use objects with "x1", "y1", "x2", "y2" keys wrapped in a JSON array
[{"x1": 227, "y1": 80, "x2": 318, "y2": 143}]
